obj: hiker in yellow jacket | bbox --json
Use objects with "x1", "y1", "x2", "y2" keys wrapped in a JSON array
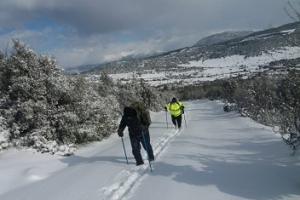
[{"x1": 165, "y1": 97, "x2": 184, "y2": 129}]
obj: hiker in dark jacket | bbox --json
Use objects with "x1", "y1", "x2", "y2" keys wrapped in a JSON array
[
  {"x1": 117, "y1": 107, "x2": 154, "y2": 166},
  {"x1": 165, "y1": 97, "x2": 185, "y2": 129}
]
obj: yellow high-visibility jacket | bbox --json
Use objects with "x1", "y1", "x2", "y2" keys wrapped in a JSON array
[{"x1": 165, "y1": 101, "x2": 184, "y2": 117}]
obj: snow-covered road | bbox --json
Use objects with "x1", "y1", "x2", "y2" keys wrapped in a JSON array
[{"x1": 1, "y1": 100, "x2": 300, "y2": 200}]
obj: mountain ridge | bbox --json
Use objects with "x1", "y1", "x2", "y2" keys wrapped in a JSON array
[
  {"x1": 193, "y1": 30, "x2": 254, "y2": 46},
  {"x1": 81, "y1": 21, "x2": 300, "y2": 87}
]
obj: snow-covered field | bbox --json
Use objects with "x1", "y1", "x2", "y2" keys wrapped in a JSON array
[
  {"x1": 1, "y1": 100, "x2": 300, "y2": 200},
  {"x1": 101, "y1": 46, "x2": 300, "y2": 86}
]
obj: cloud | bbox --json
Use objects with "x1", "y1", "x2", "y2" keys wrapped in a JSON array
[
  {"x1": 52, "y1": 34, "x2": 189, "y2": 67},
  {"x1": 0, "y1": 0, "x2": 292, "y2": 68}
]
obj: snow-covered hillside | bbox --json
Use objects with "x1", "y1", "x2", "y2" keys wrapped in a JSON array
[
  {"x1": 85, "y1": 22, "x2": 300, "y2": 87},
  {"x1": 105, "y1": 46, "x2": 300, "y2": 86},
  {"x1": 193, "y1": 30, "x2": 254, "y2": 46}
]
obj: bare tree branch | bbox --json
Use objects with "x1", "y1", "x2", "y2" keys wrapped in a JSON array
[{"x1": 285, "y1": 1, "x2": 300, "y2": 21}]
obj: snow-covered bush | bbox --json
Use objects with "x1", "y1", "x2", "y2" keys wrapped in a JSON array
[
  {"x1": 0, "y1": 39, "x2": 169, "y2": 155},
  {"x1": 223, "y1": 102, "x2": 237, "y2": 112}
]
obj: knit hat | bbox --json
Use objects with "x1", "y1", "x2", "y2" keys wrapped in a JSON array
[
  {"x1": 171, "y1": 97, "x2": 177, "y2": 103},
  {"x1": 123, "y1": 107, "x2": 137, "y2": 117}
]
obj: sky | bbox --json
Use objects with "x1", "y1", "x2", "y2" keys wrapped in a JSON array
[
  {"x1": 0, "y1": 0, "x2": 294, "y2": 69},
  {"x1": 1, "y1": 100, "x2": 300, "y2": 200}
]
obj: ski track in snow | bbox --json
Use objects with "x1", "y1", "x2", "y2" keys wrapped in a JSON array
[{"x1": 101, "y1": 113, "x2": 190, "y2": 200}]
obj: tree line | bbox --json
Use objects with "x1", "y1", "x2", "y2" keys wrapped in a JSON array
[
  {"x1": 176, "y1": 69, "x2": 300, "y2": 154},
  {"x1": 0, "y1": 40, "x2": 174, "y2": 155}
]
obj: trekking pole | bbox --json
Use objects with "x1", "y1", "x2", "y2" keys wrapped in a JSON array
[
  {"x1": 121, "y1": 137, "x2": 129, "y2": 165},
  {"x1": 183, "y1": 113, "x2": 187, "y2": 128},
  {"x1": 142, "y1": 132, "x2": 153, "y2": 172},
  {"x1": 165, "y1": 111, "x2": 168, "y2": 129}
]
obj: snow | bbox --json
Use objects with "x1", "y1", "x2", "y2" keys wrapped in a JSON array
[
  {"x1": 1, "y1": 100, "x2": 300, "y2": 200},
  {"x1": 104, "y1": 46, "x2": 300, "y2": 86}
]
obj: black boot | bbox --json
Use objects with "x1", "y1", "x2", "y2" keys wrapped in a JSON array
[
  {"x1": 147, "y1": 145, "x2": 155, "y2": 161},
  {"x1": 148, "y1": 152, "x2": 155, "y2": 161},
  {"x1": 134, "y1": 153, "x2": 144, "y2": 166},
  {"x1": 149, "y1": 157, "x2": 154, "y2": 161}
]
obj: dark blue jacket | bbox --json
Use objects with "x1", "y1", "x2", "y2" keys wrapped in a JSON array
[{"x1": 118, "y1": 107, "x2": 149, "y2": 136}]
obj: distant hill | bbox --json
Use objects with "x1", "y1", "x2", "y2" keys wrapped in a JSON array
[
  {"x1": 64, "y1": 64, "x2": 100, "y2": 74},
  {"x1": 119, "y1": 50, "x2": 166, "y2": 61},
  {"x1": 82, "y1": 21, "x2": 300, "y2": 87},
  {"x1": 194, "y1": 30, "x2": 254, "y2": 46},
  {"x1": 64, "y1": 50, "x2": 165, "y2": 74}
]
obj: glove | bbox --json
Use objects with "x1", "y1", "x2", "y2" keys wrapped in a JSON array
[
  {"x1": 164, "y1": 106, "x2": 167, "y2": 111},
  {"x1": 117, "y1": 130, "x2": 124, "y2": 137},
  {"x1": 180, "y1": 106, "x2": 184, "y2": 114},
  {"x1": 139, "y1": 125, "x2": 148, "y2": 132}
]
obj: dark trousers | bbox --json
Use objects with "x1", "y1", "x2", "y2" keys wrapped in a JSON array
[
  {"x1": 129, "y1": 131, "x2": 154, "y2": 163},
  {"x1": 171, "y1": 114, "x2": 182, "y2": 128}
]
